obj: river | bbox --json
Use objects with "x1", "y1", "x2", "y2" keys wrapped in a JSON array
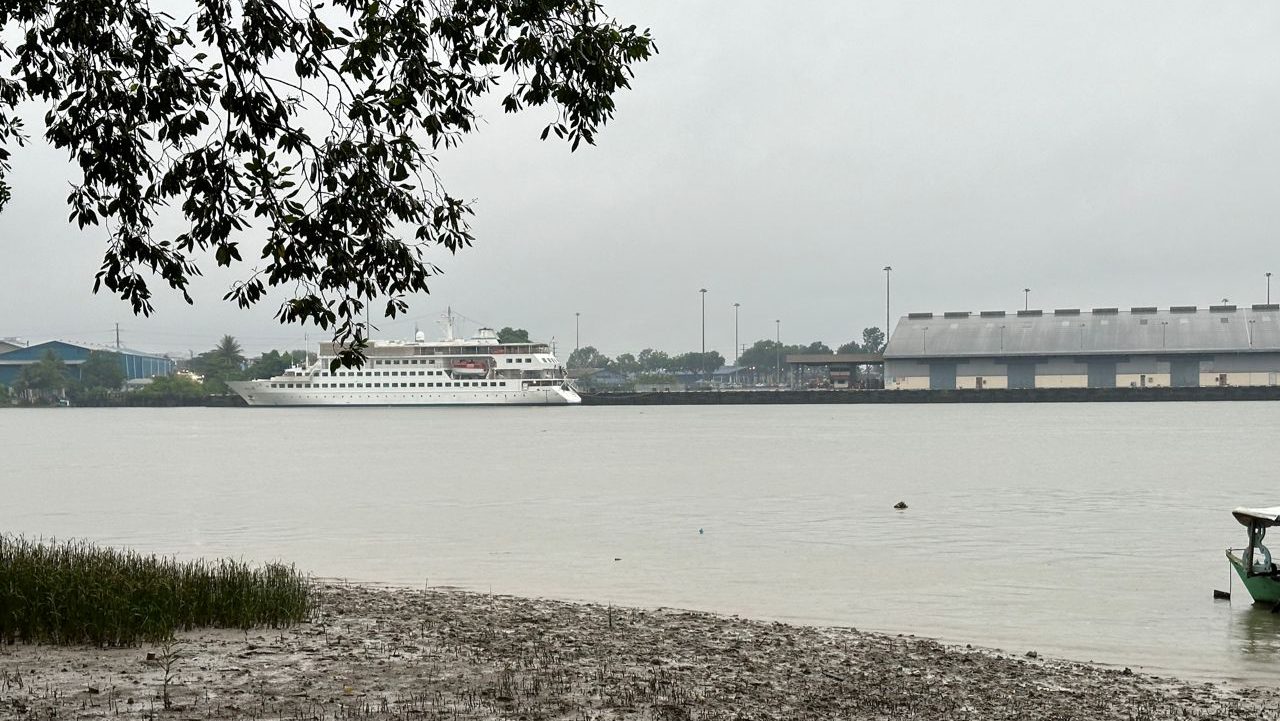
[{"x1": 2, "y1": 403, "x2": 1277, "y2": 683}]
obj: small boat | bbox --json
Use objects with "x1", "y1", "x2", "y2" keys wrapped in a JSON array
[{"x1": 1226, "y1": 506, "x2": 1280, "y2": 604}]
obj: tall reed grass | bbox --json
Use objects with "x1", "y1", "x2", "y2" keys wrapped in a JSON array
[{"x1": 0, "y1": 535, "x2": 311, "y2": 646}]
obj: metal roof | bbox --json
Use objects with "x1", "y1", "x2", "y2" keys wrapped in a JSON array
[
  {"x1": 1233, "y1": 507, "x2": 1280, "y2": 528},
  {"x1": 885, "y1": 306, "x2": 1280, "y2": 359}
]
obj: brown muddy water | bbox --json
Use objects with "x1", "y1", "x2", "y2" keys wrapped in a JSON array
[{"x1": 2, "y1": 403, "x2": 1277, "y2": 683}]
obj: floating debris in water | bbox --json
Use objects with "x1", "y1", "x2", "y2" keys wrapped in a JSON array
[{"x1": 894, "y1": 501, "x2": 908, "y2": 510}]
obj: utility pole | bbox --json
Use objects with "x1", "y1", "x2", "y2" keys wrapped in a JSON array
[
  {"x1": 699, "y1": 288, "x2": 707, "y2": 353},
  {"x1": 882, "y1": 266, "x2": 892, "y2": 341},
  {"x1": 775, "y1": 319, "x2": 781, "y2": 387},
  {"x1": 1023, "y1": 288, "x2": 1030, "y2": 311},
  {"x1": 732, "y1": 302, "x2": 742, "y2": 366},
  {"x1": 115, "y1": 323, "x2": 121, "y2": 351}
]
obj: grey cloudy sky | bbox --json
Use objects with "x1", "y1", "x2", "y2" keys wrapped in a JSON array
[{"x1": 3, "y1": 1, "x2": 1280, "y2": 359}]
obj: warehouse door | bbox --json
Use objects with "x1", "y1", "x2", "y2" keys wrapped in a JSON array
[
  {"x1": 929, "y1": 363, "x2": 957, "y2": 390},
  {"x1": 1086, "y1": 361, "x2": 1116, "y2": 388},
  {"x1": 1007, "y1": 363, "x2": 1036, "y2": 389},
  {"x1": 1170, "y1": 359, "x2": 1200, "y2": 387}
]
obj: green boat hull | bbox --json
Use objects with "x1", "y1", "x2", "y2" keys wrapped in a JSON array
[{"x1": 1227, "y1": 550, "x2": 1280, "y2": 604}]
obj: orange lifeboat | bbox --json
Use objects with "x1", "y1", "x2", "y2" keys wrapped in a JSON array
[{"x1": 451, "y1": 359, "x2": 488, "y2": 377}]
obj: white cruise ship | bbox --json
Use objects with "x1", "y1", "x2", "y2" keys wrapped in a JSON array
[{"x1": 227, "y1": 321, "x2": 580, "y2": 407}]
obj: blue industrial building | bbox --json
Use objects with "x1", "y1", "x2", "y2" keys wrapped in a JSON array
[{"x1": 0, "y1": 340, "x2": 175, "y2": 387}]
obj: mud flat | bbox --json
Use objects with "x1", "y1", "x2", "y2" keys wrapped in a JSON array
[{"x1": 2, "y1": 582, "x2": 1276, "y2": 720}]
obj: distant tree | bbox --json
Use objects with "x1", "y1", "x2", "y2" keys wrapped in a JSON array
[
  {"x1": 16, "y1": 350, "x2": 71, "y2": 400},
  {"x1": 637, "y1": 348, "x2": 671, "y2": 372},
  {"x1": 737, "y1": 339, "x2": 812, "y2": 377},
  {"x1": 670, "y1": 351, "x2": 724, "y2": 374},
  {"x1": 245, "y1": 351, "x2": 293, "y2": 380},
  {"x1": 141, "y1": 375, "x2": 207, "y2": 402},
  {"x1": 803, "y1": 341, "x2": 833, "y2": 355},
  {"x1": 190, "y1": 335, "x2": 247, "y2": 392},
  {"x1": 837, "y1": 340, "x2": 863, "y2": 354},
  {"x1": 0, "y1": 1, "x2": 654, "y2": 370},
  {"x1": 737, "y1": 340, "x2": 783, "y2": 372},
  {"x1": 613, "y1": 353, "x2": 640, "y2": 375},
  {"x1": 862, "y1": 327, "x2": 886, "y2": 353},
  {"x1": 211, "y1": 336, "x2": 245, "y2": 367},
  {"x1": 567, "y1": 346, "x2": 611, "y2": 369},
  {"x1": 497, "y1": 327, "x2": 531, "y2": 344},
  {"x1": 79, "y1": 351, "x2": 126, "y2": 391},
  {"x1": 0, "y1": 381, "x2": 10, "y2": 402}
]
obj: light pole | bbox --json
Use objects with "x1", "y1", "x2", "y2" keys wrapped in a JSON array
[
  {"x1": 1268, "y1": 272, "x2": 1273, "y2": 304},
  {"x1": 922, "y1": 326, "x2": 929, "y2": 354},
  {"x1": 883, "y1": 266, "x2": 892, "y2": 340},
  {"x1": 999, "y1": 324, "x2": 1006, "y2": 351},
  {"x1": 1161, "y1": 321, "x2": 1168, "y2": 349},
  {"x1": 700, "y1": 289, "x2": 707, "y2": 357},
  {"x1": 733, "y1": 302, "x2": 740, "y2": 366},
  {"x1": 574, "y1": 312, "x2": 580, "y2": 351},
  {"x1": 1023, "y1": 288, "x2": 1030, "y2": 311},
  {"x1": 775, "y1": 319, "x2": 781, "y2": 387}
]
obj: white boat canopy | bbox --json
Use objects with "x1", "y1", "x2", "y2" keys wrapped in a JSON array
[{"x1": 1232, "y1": 507, "x2": 1280, "y2": 527}]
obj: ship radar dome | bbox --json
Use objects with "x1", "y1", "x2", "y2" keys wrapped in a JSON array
[{"x1": 415, "y1": 330, "x2": 426, "y2": 342}]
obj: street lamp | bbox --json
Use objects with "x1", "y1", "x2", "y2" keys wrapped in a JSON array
[
  {"x1": 922, "y1": 326, "x2": 929, "y2": 354},
  {"x1": 733, "y1": 302, "x2": 740, "y2": 366},
  {"x1": 999, "y1": 324, "x2": 1006, "y2": 351},
  {"x1": 1023, "y1": 288, "x2": 1030, "y2": 311},
  {"x1": 575, "y1": 312, "x2": 580, "y2": 351},
  {"x1": 700, "y1": 289, "x2": 707, "y2": 357},
  {"x1": 1268, "y1": 272, "x2": 1273, "y2": 305},
  {"x1": 883, "y1": 266, "x2": 893, "y2": 341},
  {"x1": 775, "y1": 319, "x2": 781, "y2": 387},
  {"x1": 1161, "y1": 321, "x2": 1168, "y2": 349}
]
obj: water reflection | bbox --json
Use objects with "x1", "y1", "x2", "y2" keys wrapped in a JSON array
[{"x1": 1229, "y1": 602, "x2": 1280, "y2": 658}]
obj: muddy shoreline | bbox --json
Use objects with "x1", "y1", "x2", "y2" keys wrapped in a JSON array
[{"x1": 2, "y1": 582, "x2": 1276, "y2": 720}]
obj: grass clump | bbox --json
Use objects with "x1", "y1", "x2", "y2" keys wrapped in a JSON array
[{"x1": 0, "y1": 535, "x2": 311, "y2": 646}]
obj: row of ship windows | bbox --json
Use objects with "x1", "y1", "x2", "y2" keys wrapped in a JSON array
[
  {"x1": 272, "y1": 381, "x2": 510, "y2": 389},
  {"x1": 353, "y1": 358, "x2": 542, "y2": 366},
  {"x1": 324, "y1": 370, "x2": 449, "y2": 377},
  {"x1": 313, "y1": 363, "x2": 540, "y2": 378}
]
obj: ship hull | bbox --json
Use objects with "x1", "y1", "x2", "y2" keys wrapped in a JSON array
[{"x1": 228, "y1": 382, "x2": 580, "y2": 406}]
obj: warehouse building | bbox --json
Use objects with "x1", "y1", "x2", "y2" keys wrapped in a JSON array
[
  {"x1": 0, "y1": 340, "x2": 176, "y2": 387},
  {"x1": 884, "y1": 305, "x2": 1280, "y2": 390}
]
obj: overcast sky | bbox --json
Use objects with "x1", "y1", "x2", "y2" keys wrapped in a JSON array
[{"x1": 3, "y1": 1, "x2": 1280, "y2": 359}]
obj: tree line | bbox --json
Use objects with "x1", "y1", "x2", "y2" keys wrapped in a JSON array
[{"x1": 566, "y1": 327, "x2": 887, "y2": 374}]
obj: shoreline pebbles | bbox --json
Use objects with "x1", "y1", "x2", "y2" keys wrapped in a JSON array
[{"x1": 2, "y1": 582, "x2": 1276, "y2": 720}]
